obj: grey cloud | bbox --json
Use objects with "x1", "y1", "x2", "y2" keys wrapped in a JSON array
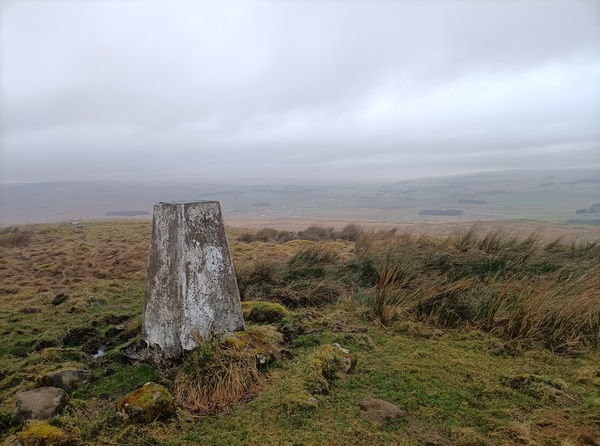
[{"x1": 0, "y1": 0, "x2": 599, "y2": 183}]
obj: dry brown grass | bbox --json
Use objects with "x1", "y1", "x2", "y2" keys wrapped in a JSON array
[
  {"x1": 173, "y1": 338, "x2": 265, "y2": 414},
  {"x1": 0, "y1": 228, "x2": 34, "y2": 248},
  {"x1": 356, "y1": 224, "x2": 600, "y2": 351},
  {"x1": 368, "y1": 259, "x2": 413, "y2": 326},
  {"x1": 504, "y1": 268, "x2": 600, "y2": 350}
]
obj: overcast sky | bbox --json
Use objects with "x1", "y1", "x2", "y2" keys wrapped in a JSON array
[{"x1": 0, "y1": 0, "x2": 599, "y2": 184}]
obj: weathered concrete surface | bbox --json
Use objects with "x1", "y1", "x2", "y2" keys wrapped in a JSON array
[{"x1": 142, "y1": 201, "x2": 244, "y2": 359}]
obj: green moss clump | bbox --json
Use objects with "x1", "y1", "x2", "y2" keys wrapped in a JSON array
[
  {"x1": 242, "y1": 301, "x2": 290, "y2": 324},
  {"x1": 18, "y1": 422, "x2": 71, "y2": 446},
  {"x1": 302, "y1": 344, "x2": 354, "y2": 394},
  {"x1": 115, "y1": 382, "x2": 175, "y2": 423},
  {"x1": 233, "y1": 325, "x2": 283, "y2": 359},
  {"x1": 280, "y1": 309, "x2": 328, "y2": 338}
]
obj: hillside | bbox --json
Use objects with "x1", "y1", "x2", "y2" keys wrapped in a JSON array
[{"x1": 1, "y1": 220, "x2": 599, "y2": 445}]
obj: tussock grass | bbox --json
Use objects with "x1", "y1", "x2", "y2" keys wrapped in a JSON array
[
  {"x1": 355, "y1": 224, "x2": 600, "y2": 351},
  {"x1": 174, "y1": 337, "x2": 265, "y2": 413},
  {"x1": 368, "y1": 259, "x2": 404, "y2": 326}
]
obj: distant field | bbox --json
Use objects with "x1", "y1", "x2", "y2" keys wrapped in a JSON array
[
  {"x1": 1, "y1": 168, "x2": 599, "y2": 226},
  {"x1": 226, "y1": 217, "x2": 600, "y2": 243}
]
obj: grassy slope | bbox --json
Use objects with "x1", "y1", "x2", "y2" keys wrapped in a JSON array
[{"x1": 0, "y1": 220, "x2": 599, "y2": 445}]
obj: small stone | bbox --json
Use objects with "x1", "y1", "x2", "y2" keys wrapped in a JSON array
[
  {"x1": 119, "y1": 340, "x2": 151, "y2": 363},
  {"x1": 359, "y1": 397, "x2": 406, "y2": 424},
  {"x1": 332, "y1": 343, "x2": 354, "y2": 373},
  {"x1": 87, "y1": 296, "x2": 105, "y2": 306},
  {"x1": 116, "y1": 382, "x2": 175, "y2": 423},
  {"x1": 12, "y1": 387, "x2": 67, "y2": 423},
  {"x1": 37, "y1": 369, "x2": 91, "y2": 393},
  {"x1": 51, "y1": 293, "x2": 67, "y2": 306}
]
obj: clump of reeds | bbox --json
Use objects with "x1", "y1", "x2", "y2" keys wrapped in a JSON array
[
  {"x1": 368, "y1": 258, "x2": 418, "y2": 326},
  {"x1": 503, "y1": 268, "x2": 600, "y2": 351}
]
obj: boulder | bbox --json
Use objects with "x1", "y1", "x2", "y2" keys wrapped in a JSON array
[
  {"x1": 12, "y1": 387, "x2": 67, "y2": 423},
  {"x1": 359, "y1": 397, "x2": 406, "y2": 424},
  {"x1": 37, "y1": 369, "x2": 91, "y2": 393},
  {"x1": 116, "y1": 382, "x2": 175, "y2": 423}
]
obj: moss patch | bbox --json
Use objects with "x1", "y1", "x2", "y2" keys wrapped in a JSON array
[
  {"x1": 241, "y1": 301, "x2": 290, "y2": 324},
  {"x1": 302, "y1": 344, "x2": 354, "y2": 394},
  {"x1": 18, "y1": 422, "x2": 71, "y2": 446}
]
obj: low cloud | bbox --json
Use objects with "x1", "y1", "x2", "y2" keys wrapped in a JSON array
[{"x1": 1, "y1": 0, "x2": 599, "y2": 183}]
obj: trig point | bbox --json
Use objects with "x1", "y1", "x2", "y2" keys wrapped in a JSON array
[{"x1": 142, "y1": 201, "x2": 244, "y2": 359}]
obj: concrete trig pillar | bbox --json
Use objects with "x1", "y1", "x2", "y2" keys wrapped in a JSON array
[{"x1": 142, "y1": 201, "x2": 244, "y2": 359}]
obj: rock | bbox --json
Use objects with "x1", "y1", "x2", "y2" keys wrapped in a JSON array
[
  {"x1": 12, "y1": 387, "x2": 67, "y2": 423},
  {"x1": 332, "y1": 343, "x2": 354, "y2": 372},
  {"x1": 51, "y1": 294, "x2": 67, "y2": 306},
  {"x1": 142, "y1": 201, "x2": 244, "y2": 359},
  {"x1": 116, "y1": 382, "x2": 175, "y2": 423},
  {"x1": 87, "y1": 296, "x2": 105, "y2": 306},
  {"x1": 37, "y1": 369, "x2": 91, "y2": 393},
  {"x1": 62, "y1": 328, "x2": 97, "y2": 347},
  {"x1": 17, "y1": 421, "x2": 72, "y2": 446},
  {"x1": 119, "y1": 340, "x2": 151, "y2": 363},
  {"x1": 359, "y1": 398, "x2": 406, "y2": 424}
]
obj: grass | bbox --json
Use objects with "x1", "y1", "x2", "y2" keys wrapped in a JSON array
[{"x1": 1, "y1": 220, "x2": 599, "y2": 445}]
